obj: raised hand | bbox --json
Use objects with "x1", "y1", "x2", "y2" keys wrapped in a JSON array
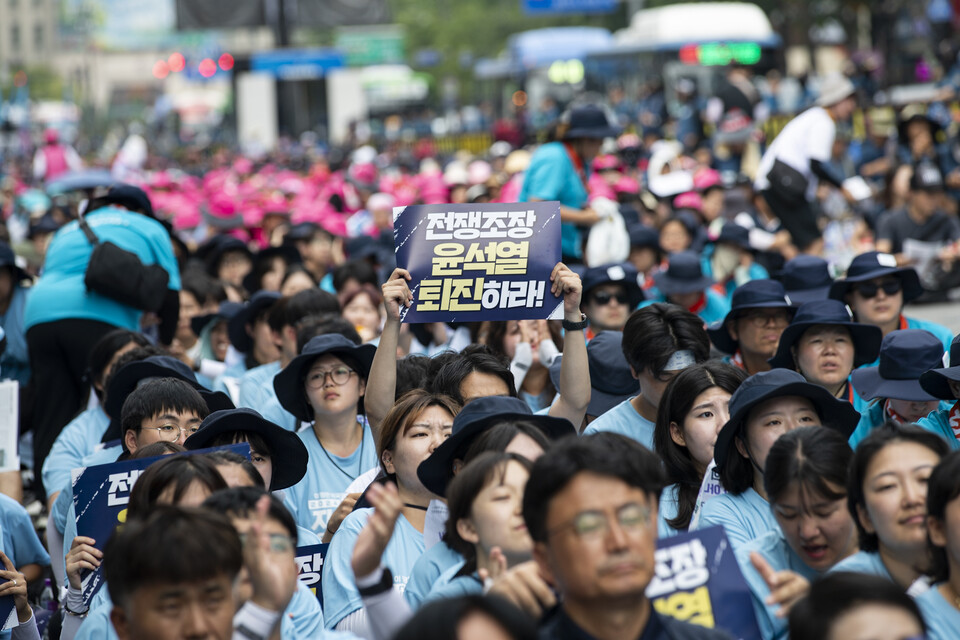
[{"x1": 351, "y1": 482, "x2": 403, "y2": 580}]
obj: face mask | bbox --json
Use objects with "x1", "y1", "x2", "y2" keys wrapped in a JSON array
[{"x1": 712, "y1": 244, "x2": 741, "y2": 282}]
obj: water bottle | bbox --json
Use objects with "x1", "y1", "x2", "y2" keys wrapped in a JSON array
[{"x1": 39, "y1": 578, "x2": 56, "y2": 611}]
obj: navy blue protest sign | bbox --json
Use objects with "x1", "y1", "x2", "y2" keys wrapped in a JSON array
[
  {"x1": 0, "y1": 585, "x2": 12, "y2": 632},
  {"x1": 295, "y1": 543, "x2": 329, "y2": 607},
  {"x1": 72, "y1": 443, "x2": 251, "y2": 606},
  {"x1": 648, "y1": 526, "x2": 761, "y2": 640},
  {"x1": 393, "y1": 202, "x2": 563, "y2": 323}
]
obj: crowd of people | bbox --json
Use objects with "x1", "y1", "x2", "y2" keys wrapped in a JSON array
[{"x1": 2, "y1": 61, "x2": 960, "y2": 640}]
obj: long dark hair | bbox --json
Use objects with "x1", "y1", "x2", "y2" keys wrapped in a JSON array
[
  {"x1": 764, "y1": 427, "x2": 852, "y2": 508},
  {"x1": 654, "y1": 362, "x2": 746, "y2": 530},
  {"x1": 926, "y1": 450, "x2": 960, "y2": 582},
  {"x1": 848, "y1": 422, "x2": 948, "y2": 552}
]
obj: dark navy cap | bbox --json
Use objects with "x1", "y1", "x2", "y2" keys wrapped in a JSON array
[
  {"x1": 920, "y1": 333, "x2": 960, "y2": 400},
  {"x1": 852, "y1": 330, "x2": 943, "y2": 402},
  {"x1": 581, "y1": 263, "x2": 645, "y2": 309},
  {"x1": 707, "y1": 280, "x2": 795, "y2": 354},
  {"x1": 828, "y1": 252, "x2": 923, "y2": 303},
  {"x1": 777, "y1": 255, "x2": 833, "y2": 305},
  {"x1": 652, "y1": 251, "x2": 714, "y2": 295},
  {"x1": 768, "y1": 300, "x2": 882, "y2": 370}
]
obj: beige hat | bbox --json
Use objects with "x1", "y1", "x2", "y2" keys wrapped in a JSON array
[
  {"x1": 816, "y1": 73, "x2": 856, "y2": 107},
  {"x1": 504, "y1": 150, "x2": 531, "y2": 175}
]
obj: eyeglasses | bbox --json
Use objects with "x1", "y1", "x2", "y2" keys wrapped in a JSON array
[
  {"x1": 591, "y1": 291, "x2": 629, "y2": 306},
  {"x1": 238, "y1": 532, "x2": 295, "y2": 554},
  {"x1": 141, "y1": 425, "x2": 200, "y2": 441},
  {"x1": 547, "y1": 502, "x2": 652, "y2": 541},
  {"x1": 739, "y1": 310, "x2": 791, "y2": 328},
  {"x1": 306, "y1": 366, "x2": 355, "y2": 389},
  {"x1": 855, "y1": 279, "x2": 902, "y2": 299}
]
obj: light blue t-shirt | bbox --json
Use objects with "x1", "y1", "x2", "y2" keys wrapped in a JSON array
[
  {"x1": 694, "y1": 487, "x2": 776, "y2": 550},
  {"x1": 322, "y1": 508, "x2": 425, "y2": 629},
  {"x1": 237, "y1": 360, "x2": 281, "y2": 412},
  {"x1": 639, "y1": 288, "x2": 732, "y2": 326},
  {"x1": 518, "y1": 141, "x2": 589, "y2": 260},
  {"x1": 916, "y1": 407, "x2": 960, "y2": 451},
  {"x1": 915, "y1": 585, "x2": 960, "y2": 640},
  {"x1": 282, "y1": 423, "x2": 379, "y2": 536},
  {"x1": 828, "y1": 550, "x2": 891, "y2": 580},
  {"x1": 0, "y1": 493, "x2": 49, "y2": 570},
  {"x1": 422, "y1": 565, "x2": 483, "y2": 605},
  {"x1": 848, "y1": 400, "x2": 951, "y2": 449},
  {"x1": 657, "y1": 483, "x2": 683, "y2": 539},
  {"x1": 75, "y1": 581, "x2": 331, "y2": 640},
  {"x1": 582, "y1": 398, "x2": 655, "y2": 449},
  {"x1": 24, "y1": 207, "x2": 181, "y2": 331},
  {"x1": 736, "y1": 529, "x2": 822, "y2": 640},
  {"x1": 404, "y1": 541, "x2": 465, "y2": 609},
  {"x1": 42, "y1": 407, "x2": 110, "y2": 499},
  {"x1": 259, "y1": 392, "x2": 300, "y2": 431}
]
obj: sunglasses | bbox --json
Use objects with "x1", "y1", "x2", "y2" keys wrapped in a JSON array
[
  {"x1": 591, "y1": 291, "x2": 629, "y2": 306},
  {"x1": 855, "y1": 279, "x2": 901, "y2": 299}
]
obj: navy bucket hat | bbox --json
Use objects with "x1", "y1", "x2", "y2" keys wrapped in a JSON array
[
  {"x1": 919, "y1": 333, "x2": 960, "y2": 400},
  {"x1": 549, "y1": 331, "x2": 639, "y2": 417},
  {"x1": 828, "y1": 251, "x2": 923, "y2": 303},
  {"x1": 416, "y1": 395, "x2": 575, "y2": 497},
  {"x1": 851, "y1": 329, "x2": 943, "y2": 402},
  {"x1": 707, "y1": 280, "x2": 795, "y2": 354},
  {"x1": 777, "y1": 255, "x2": 833, "y2": 305},
  {"x1": 653, "y1": 251, "x2": 714, "y2": 296},
  {"x1": 581, "y1": 263, "x2": 645, "y2": 309},
  {"x1": 768, "y1": 300, "x2": 882, "y2": 370},
  {"x1": 228, "y1": 291, "x2": 281, "y2": 353},
  {"x1": 713, "y1": 369, "x2": 861, "y2": 468},
  {"x1": 273, "y1": 334, "x2": 376, "y2": 422}
]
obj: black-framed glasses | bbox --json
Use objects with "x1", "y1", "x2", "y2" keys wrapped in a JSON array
[
  {"x1": 306, "y1": 366, "x2": 355, "y2": 389},
  {"x1": 740, "y1": 309, "x2": 791, "y2": 328},
  {"x1": 591, "y1": 290, "x2": 629, "y2": 306},
  {"x1": 141, "y1": 425, "x2": 200, "y2": 441},
  {"x1": 855, "y1": 279, "x2": 902, "y2": 299},
  {"x1": 547, "y1": 502, "x2": 652, "y2": 541}
]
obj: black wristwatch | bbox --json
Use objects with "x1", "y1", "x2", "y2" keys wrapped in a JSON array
[
  {"x1": 562, "y1": 313, "x2": 589, "y2": 332},
  {"x1": 358, "y1": 567, "x2": 394, "y2": 597}
]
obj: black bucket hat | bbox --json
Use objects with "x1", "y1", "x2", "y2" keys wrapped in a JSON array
[
  {"x1": 227, "y1": 291, "x2": 281, "y2": 354},
  {"x1": 184, "y1": 408, "x2": 308, "y2": 491},
  {"x1": 102, "y1": 355, "x2": 235, "y2": 445},
  {"x1": 581, "y1": 263, "x2": 645, "y2": 309},
  {"x1": 627, "y1": 223, "x2": 662, "y2": 252},
  {"x1": 653, "y1": 251, "x2": 714, "y2": 296},
  {"x1": 549, "y1": 331, "x2": 639, "y2": 417},
  {"x1": 920, "y1": 333, "x2": 960, "y2": 400},
  {"x1": 273, "y1": 334, "x2": 376, "y2": 422},
  {"x1": 190, "y1": 301, "x2": 244, "y2": 338},
  {"x1": 852, "y1": 329, "x2": 943, "y2": 402},
  {"x1": 776, "y1": 255, "x2": 833, "y2": 305},
  {"x1": 714, "y1": 369, "x2": 861, "y2": 468},
  {"x1": 416, "y1": 395, "x2": 575, "y2": 497},
  {"x1": 707, "y1": 280, "x2": 795, "y2": 355},
  {"x1": 828, "y1": 251, "x2": 923, "y2": 303},
  {"x1": 562, "y1": 105, "x2": 621, "y2": 140},
  {"x1": 768, "y1": 300, "x2": 882, "y2": 370},
  {"x1": 242, "y1": 244, "x2": 302, "y2": 294},
  {"x1": 714, "y1": 222, "x2": 752, "y2": 251},
  {"x1": 201, "y1": 235, "x2": 254, "y2": 278}
]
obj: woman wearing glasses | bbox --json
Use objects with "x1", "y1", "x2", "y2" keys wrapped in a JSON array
[
  {"x1": 736, "y1": 427, "x2": 858, "y2": 640},
  {"x1": 828, "y1": 251, "x2": 953, "y2": 362},
  {"x1": 274, "y1": 333, "x2": 379, "y2": 540}
]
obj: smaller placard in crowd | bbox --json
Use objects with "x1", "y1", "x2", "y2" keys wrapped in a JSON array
[
  {"x1": 71, "y1": 443, "x2": 251, "y2": 605},
  {"x1": 393, "y1": 202, "x2": 563, "y2": 323},
  {"x1": 295, "y1": 543, "x2": 329, "y2": 607},
  {"x1": 648, "y1": 526, "x2": 762, "y2": 640}
]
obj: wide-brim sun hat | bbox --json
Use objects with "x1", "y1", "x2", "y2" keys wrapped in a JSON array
[
  {"x1": 816, "y1": 73, "x2": 856, "y2": 107},
  {"x1": 416, "y1": 395, "x2": 575, "y2": 497},
  {"x1": 228, "y1": 291, "x2": 281, "y2": 354},
  {"x1": 191, "y1": 302, "x2": 244, "y2": 338},
  {"x1": 919, "y1": 334, "x2": 960, "y2": 400},
  {"x1": 581, "y1": 262, "x2": 645, "y2": 309},
  {"x1": 707, "y1": 280, "x2": 795, "y2": 355},
  {"x1": 713, "y1": 369, "x2": 861, "y2": 468},
  {"x1": 548, "y1": 331, "x2": 639, "y2": 417},
  {"x1": 776, "y1": 255, "x2": 833, "y2": 305},
  {"x1": 768, "y1": 299, "x2": 882, "y2": 370},
  {"x1": 562, "y1": 105, "x2": 622, "y2": 140},
  {"x1": 652, "y1": 250, "x2": 715, "y2": 296},
  {"x1": 851, "y1": 329, "x2": 943, "y2": 402},
  {"x1": 273, "y1": 334, "x2": 377, "y2": 422},
  {"x1": 828, "y1": 251, "x2": 923, "y2": 303},
  {"x1": 184, "y1": 408, "x2": 308, "y2": 491}
]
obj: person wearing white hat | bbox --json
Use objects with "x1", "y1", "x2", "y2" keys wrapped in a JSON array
[{"x1": 753, "y1": 72, "x2": 858, "y2": 256}]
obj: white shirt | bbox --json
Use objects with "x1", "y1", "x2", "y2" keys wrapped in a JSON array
[{"x1": 754, "y1": 106, "x2": 836, "y2": 199}]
